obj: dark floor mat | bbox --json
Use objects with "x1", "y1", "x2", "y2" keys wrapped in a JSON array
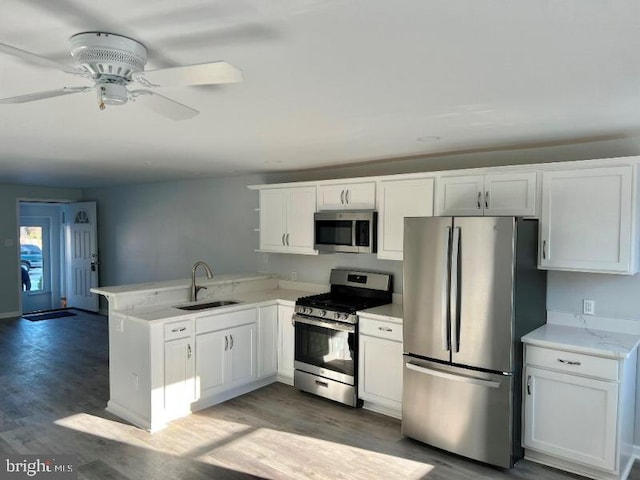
[{"x1": 23, "y1": 310, "x2": 77, "y2": 321}]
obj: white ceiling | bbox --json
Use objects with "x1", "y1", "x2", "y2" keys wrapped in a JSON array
[{"x1": 1, "y1": 0, "x2": 640, "y2": 188}]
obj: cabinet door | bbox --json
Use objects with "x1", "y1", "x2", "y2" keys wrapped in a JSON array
[
  {"x1": 484, "y1": 172, "x2": 537, "y2": 216},
  {"x1": 343, "y1": 182, "x2": 376, "y2": 209},
  {"x1": 377, "y1": 177, "x2": 434, "y2": 260},
  {"x1": 523, "y1": 366, "x2": 618, "y2": 471},
  {"x1": 317, "y1": 182, "x2": 376, "y2": 210},
  {"x1": 258, "y1": 305, "x2": 278, "y2": 378},
  {"x1": 277, "y1": 304, "x2": 295, "y2": 382},
  {"x1": 259, "y1": 189, "x2": 288, "y2": 252},
  {"x1": 164, "y1": 337, "x2": 194, "y2": 418},
  {"x1": 358, "y1": 334, "x2": 403, "y2": 410},
  {"x1": 436, "y1": 175, "x2": 484, "y2": 216},
  {"x1": 286, "y1": 187, "x2": 317, "y2": 253},
  {"x1": 195, "y1": 330, "x2": 227, "y2": 398},
  {"x1": 539, "y1": 166, "x2": 634, "y2": 273},
  {"x1": 317, "y1": 184, "x2": 349, "y2": 210},
  {"x1": 227, "y1": 323, "x2": 257, "y2": 389}
]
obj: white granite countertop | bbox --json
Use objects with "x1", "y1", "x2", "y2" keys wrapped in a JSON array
[
  {"x1": 358, "y1": 303, "x2": 403, "y2": 322},
  {"x1": 91, "y1": 273, "x2": 273, "y2": 297},
  {"x1": 522, "y1": 324, "x2": 640, "y2": 359},
  {"x1": 112, "y1": 287, "x2": 319, "y2": 323}
]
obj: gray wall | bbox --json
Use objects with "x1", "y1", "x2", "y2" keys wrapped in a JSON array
[
  {"x1": 84, "y1": 175, "x2": 266, "y2": 288},
  {"x1": 0, "y1": 184, "x2": 81, "y2": 317}
]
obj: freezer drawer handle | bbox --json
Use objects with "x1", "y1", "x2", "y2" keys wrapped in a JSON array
[
  {"x1": 557, "y1": 358, "x2": 581, "y2": 366},
  {"x1": 405, "y1": 362, "x2": 501, "y2": 389}
]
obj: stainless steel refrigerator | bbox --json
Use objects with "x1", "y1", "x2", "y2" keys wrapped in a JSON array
[{"x1": 402, "y1": 216, "x2": 546, "y2": 468}]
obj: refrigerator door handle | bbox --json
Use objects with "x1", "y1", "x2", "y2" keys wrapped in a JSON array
[
  {"x1": 441, "y1": 226, "x2": 451, "y2": 351},
  {"x1": 450, "y1": 226, "x2": 461, "y2": 353},
  {"x1": 405, "y1": 361, "x2": 501, "y2": 389}
]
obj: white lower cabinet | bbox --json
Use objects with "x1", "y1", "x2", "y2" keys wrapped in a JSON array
[
  {"x1": 195, "y1": 309, "x2": 257, "y2": 402},
  {"x1": 163, "y1": 336, "x2": 195, "y2": 420},
  {"x1": 523, "y1": 344, "x2": 637, "y2": 480},
  {"x1": 358, "y1": 313, "x2": 403, "y2": 418},
  {"x1": 277, "y1": 304, "x2": 295, "y2": 383}
]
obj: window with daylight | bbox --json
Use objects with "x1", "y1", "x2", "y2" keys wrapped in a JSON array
[{"x1": 20, "y1": 225, "x2": 46, "y2": 293}]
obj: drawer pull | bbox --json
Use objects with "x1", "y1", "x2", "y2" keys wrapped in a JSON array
[
  {"x1": 378, "y1": 326, "x2": 393, "y2": 332},
  {"x1": 171, "y1": 326, "x2": 187, "y2": 333},
  {"x1": 558, "y1": 358, "x2": 581, "y2": 366}
]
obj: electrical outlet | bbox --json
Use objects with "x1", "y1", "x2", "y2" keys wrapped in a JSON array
[
  {"x1": 583, "y1": 299, "x2": 595, "y2": 315},
  {"x1": 291, "y1": 272, "x2": 297, "y2": 281}
]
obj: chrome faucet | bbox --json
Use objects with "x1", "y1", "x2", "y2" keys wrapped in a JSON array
[{"x1": 191, "y1": 261, "x2": 214, "y2": 302}]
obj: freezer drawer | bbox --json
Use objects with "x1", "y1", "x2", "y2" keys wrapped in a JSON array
[{"x1": 402, "y1": 357, "x2": 515, "y2": 468}]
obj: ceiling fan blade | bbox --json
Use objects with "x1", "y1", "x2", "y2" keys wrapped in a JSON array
[
  {"x1": 0, "y1": 87, "x2": 92, "y2": 104},
  {"x1": 131, "y1": 90, "x2": 199, "y2": 121},
  {"x1": 0, "y1": 42, "x2": 82, "y2": 75},
  {"x1": 133, "y1": 61, "x2": 242, "y2": 87}
]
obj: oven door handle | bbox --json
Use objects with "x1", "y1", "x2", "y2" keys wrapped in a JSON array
[{"x1": 292, "y1": 314, "x2": 355, "y2": 333}]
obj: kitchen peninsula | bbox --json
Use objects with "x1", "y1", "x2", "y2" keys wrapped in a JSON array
[{"x1": 92, "y1": 273, "x2": 326, "y2": 431}]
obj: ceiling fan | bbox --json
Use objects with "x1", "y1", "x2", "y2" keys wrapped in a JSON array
[{"x1": 0, "y1": 32, "x2": 243, "y2": 121}]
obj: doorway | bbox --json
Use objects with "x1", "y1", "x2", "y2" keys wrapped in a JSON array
[{"x1": 19, "y1": 201, "x2": 99, "y2": 314}]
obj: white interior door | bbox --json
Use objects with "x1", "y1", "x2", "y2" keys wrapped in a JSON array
[{"x1": 64, "y1": 201, "x2": 99, "y2": 312}]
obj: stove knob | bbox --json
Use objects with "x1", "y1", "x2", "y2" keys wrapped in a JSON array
[
  {"x1": 306, "y1": 307, "x2": 313, "y2": 315},
  {"x1": 319, "y1": 310, "x2": 327, "y2": 317}
]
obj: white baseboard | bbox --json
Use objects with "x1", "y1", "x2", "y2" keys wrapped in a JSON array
[{"x1": 0, "y1": 310, "x2": 20, "y2": 319}]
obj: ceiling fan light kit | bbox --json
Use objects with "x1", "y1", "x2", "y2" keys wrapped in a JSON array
[{"x1": 0, "y1": 31, "x2": 243, "y2": 120}]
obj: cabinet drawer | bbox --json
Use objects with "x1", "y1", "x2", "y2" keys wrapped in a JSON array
[
  {"x1": 526, "y1": 345, "x2": 618, "y2": 381},
  {"x1": 164, "y1": 320, "x2": 192, "y2": 340},
  {"x1": 359, "y1": 318, "x2": 403, "y2": 342}
]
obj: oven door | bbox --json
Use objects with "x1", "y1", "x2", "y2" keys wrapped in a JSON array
[{"x1": 293, "y1": 314, "x2": 356, "y2": 385}]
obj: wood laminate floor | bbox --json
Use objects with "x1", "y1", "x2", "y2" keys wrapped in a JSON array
[{"x1": 0, "y1": 310, "x2": 637, "y2": 480}]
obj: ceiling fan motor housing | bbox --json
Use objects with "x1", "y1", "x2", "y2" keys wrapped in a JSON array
[{"x1": 70, "y1": 32, "x2": 148, "y2": 81}]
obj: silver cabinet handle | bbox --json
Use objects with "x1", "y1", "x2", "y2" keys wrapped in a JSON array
[
  {"x1": 477, "y1": 191, "x2": 482, "y2": 209},
  {"x1": 345, "y1": 189, "x2": 350, "y2": 204},
  {"x1": 340, "y1": 190, "x2": 345, "y2": 204},
  {"x1": 286, "y1": 233, "x2": 290, "y2": 246},
  {"x1": 225, "y1": 335, "x2": 228, "y2": 351},
  {"x1": 230, "y1": 334, "x2": 234, "y2": 350},
  {"x1": 378, "y1": 326, "x2": 393, "y2": 332},
  {"x1": 527, "y1": 375, "x2": 531, "y2": 395},
  {"x1": 542, "y1": 240, "x2": 547, "y2": 260},
  {"x1": 282, "y1": 233, "x2": 286, "y2": 246},
  {"x1": 187, "y1": 343, "x2": 192, "y2": 359},
  {"x1": 558, "y1": 358, "x2": 581, "y2": 366},
  {"x1": 484, "y1": 191, "x2": 489, "y2": 209},
  {"x1": 171, "y1": 326, "x2": 187, "y2": 333}
]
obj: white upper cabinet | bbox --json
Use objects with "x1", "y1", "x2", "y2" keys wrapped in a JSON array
[
  {"x1": 436, "y1": 172, "x2": 537, "y2": 217},
  {"x1": 317, "y1": 181, "x2": 376, "y2": 210},
  {"x1": 259, "y1": 186, "x2": 317, "y2": 255},
  {"x1": 539, "y1": 165, "x2": 638, "y2": 274},
  {"x1": 377, "y1": 176, "x2": 434, "y2": 260}
]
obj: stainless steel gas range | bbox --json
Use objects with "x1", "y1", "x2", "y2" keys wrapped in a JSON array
[{"x1": 292, "y1": 269, "x2": 393, "y2": 407}]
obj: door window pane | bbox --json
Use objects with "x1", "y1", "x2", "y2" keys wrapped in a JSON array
[{"x1": 20, "y1": 226, "x2": 44, "y2": 292}]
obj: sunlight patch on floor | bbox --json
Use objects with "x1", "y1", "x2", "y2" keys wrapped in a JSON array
[{"x1": 54, "y1": 413, "x2": 435, "y2": 479}]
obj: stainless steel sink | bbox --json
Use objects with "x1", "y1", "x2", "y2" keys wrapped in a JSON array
[{"x1": 175, "y1": 300, "x2": 240, "y2": 311}]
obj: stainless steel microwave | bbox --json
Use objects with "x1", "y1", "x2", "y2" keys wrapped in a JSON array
[{"x1": 314, "y1": 210, "x2": 377, "y2": 253}]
